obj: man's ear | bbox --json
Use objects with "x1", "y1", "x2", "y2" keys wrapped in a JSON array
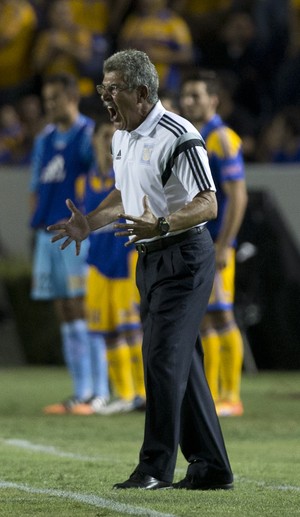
[{"x1": 136, "y1": 85, "x2": 149, "y2": 102}]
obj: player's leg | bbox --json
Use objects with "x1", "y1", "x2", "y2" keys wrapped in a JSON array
[
  {"x1": 217, "y1": 310, "x2": 244, "y2": 416},
  {"x1": 201, "y1": 311, "x2": 221, "y2": 402},
  {"x1": 83, "y1": 265, "x2": 109, "y2": 401},
  {"x1": 122, "y1": 250, "x2": 145, "y2": 404},
  {"x1": 99, "y1": 265, "x2": 144, "y2": 414},
  {"x1": 71, "y1": 330, "x2": 110, "y2": 415},
  {"x1": 83, "y1": 266, "x2": 136, "y2": 413},
  {"x1": 72, "y1": 265, "x2": 110, "y2": 415},
  {"x1": 89, "y1": 332, "x2": 109, "y2": 400},
  {"x1": 202, "y1": 249, "x2": 244, "y2": 416},
  {"x1": 43, "y1": 238, "x2": 92, "y2": 413},
  {"x1": 126, "y1": 327, "x2": 145, "y2": 403}
]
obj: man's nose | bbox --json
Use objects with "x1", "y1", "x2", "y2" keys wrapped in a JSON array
[{"x1": 101, "y1": 90, "x2": 112, "y2": 101}]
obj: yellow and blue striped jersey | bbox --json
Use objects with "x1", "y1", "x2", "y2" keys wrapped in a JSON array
[{"x1": 201, "y1": 114, "x2": 245, "y2": 243}]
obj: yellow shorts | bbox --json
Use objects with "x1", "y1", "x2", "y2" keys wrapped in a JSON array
[
  {"x1": 207, "y1": 248, "x2": 235, "y2": 311},
  {"x1": 85, "y1": 252, "x2": 141, "y2": 336}
]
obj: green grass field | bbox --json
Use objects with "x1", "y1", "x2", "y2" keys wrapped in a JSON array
[{"x1": 0, "y1": 367, "x2": 299, "y2": 516}]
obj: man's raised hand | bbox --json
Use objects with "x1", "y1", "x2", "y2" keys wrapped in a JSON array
[
  {"x1": 47, "y1": 199, "x2": 91, "y2": 255},
  {"x1": 114, "y1": 195, "x2": 158, "y2": 246}
]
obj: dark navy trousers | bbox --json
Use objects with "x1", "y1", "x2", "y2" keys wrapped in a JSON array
[{"x1": 135, "y1": 228, "x2": 233, "y2": 483}]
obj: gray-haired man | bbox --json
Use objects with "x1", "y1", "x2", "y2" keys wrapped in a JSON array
[{"x1": 48, "y1": 49, "x2": 233, "y2": 491}]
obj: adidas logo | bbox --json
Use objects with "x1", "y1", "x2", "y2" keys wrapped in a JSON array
[{"x1": 116, "y1": 149, "x2": 121, "y2": 160}]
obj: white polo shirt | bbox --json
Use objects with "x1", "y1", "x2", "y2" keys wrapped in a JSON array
[{"x1": 113, "y1": 100, "x2": 215, "y2": 229}]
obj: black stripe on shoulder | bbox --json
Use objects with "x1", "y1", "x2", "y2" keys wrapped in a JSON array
[
  {"x1": 185, "y1": 146, "x2": 211, "y2": 190},
  {"x1": 161, "y1": 138, "x2": 205, "y2": 187},
  {"x1": 159, "y1": 119, "x2": 180, "y2": 137},
  {"x1": 158, "y1": 114, "x2": 188, "y2": 137},
  {"x1": 163, "y1": 114, "x2": 188, "y2": 134}
]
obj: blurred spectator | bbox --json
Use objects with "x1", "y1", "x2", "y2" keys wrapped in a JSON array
[
  {"x1": 274, "y1": 50, "x2": 300, "y2": 110},
  {"x1": 274, "y1": 0, "x2": 300, "y2": 111},
  {"x1": 31, "y1": 0, "x2": 92, "y2": 97},
  {"x1": 0, "y1": 105, "x2": 25, "y2": 165},
  {"x1": 69, "y1": 0, "x2": 110, "y2": 86},
  {"x1": 173, "y1": 0, "x2": 232, "y2": 65},
  {"x1": 118, "y1": 0, "x2": 194, "y2": 92},
  {"x1": 231, "y1": 0, "x2": 290, "y2": 60},
  {"x1": 231, "y1": 0, "x2": 291, "y2": 114},
  {"x1": 69, "y1": 0, "x2": 132, "y2": 52},
  {"x1": 28, "y1": 0, "x2": 49, "y2": 29},
  {"x1": 0, "y1": 0, "x2": 38, "y2": 106},
  {"x1": 66, "y1": 0, "x2": 132, "y2": 115},
  {"x1": 201, "y1": 9, "x2": 271, "y2": 122},
  {"x1": 17, "y1": 95, "x2": 45, "y2": 164},
  {"x1": 256, "y1": 106, "x2": 300, "y2": 163},
  {"x1": 216, "y1": 71, "x2": 258, "y2": 162}
]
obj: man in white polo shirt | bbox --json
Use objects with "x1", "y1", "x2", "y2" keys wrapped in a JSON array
[{"x1": 48, "y1": 49, "x2": 233, "y2": 491}]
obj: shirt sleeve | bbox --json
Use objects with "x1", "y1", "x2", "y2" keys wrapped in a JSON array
[
  {"x1": 207, "y1": 127, "x2": 245, "y2": 182},
  {"x1": 166, "y1": 133, "x2": 216, "y2": 196}
]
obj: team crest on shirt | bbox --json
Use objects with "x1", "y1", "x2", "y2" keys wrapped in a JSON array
[{"x1": 141, "y1": 144, "x2": 154, "y2": 164}]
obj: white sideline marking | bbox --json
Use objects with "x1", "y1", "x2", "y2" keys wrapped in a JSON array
[
  {"x1": 261, "y1": 483, "x2": 300, "y2": 492},
  {"x1": 3, "y1": 439, "x2": 118, "y2": 462},
  {"x1": 3, "y1": 440, "x2": 300, "y2": 494},
  {"x1": 0, "y1": 481, "x2": 176, "y2": 517},
  {"x1": 236, "y1": 476, "x2": 300, "y2": 492}
]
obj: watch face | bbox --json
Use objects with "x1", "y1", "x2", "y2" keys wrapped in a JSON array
[{"x1": 159, "y1": 217, "x2": 170, "y2": 235}]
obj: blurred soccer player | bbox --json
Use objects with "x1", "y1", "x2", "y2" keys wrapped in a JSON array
[
  {"x1": 180, "y1": 69, "x2": 248, "y2": 416},
  {"x1": 73, "y1": 119, "x2": 145, "y2": 415},
  {"x1": 29, "y1": 73, "x2": 95, "y2": 414}
]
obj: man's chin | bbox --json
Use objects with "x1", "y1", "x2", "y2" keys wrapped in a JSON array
[{"x1": 113, "y1": 120, "x2": 126, "y2": 130}]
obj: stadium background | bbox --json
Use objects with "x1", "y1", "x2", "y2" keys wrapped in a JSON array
[{"x1": 1, "y1": 163, "x2": 300, "y2": 371}]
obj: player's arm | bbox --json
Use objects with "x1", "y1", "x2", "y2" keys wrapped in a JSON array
[{"x1": 215, "y1": 179, "x2": 248, "y2": 269}]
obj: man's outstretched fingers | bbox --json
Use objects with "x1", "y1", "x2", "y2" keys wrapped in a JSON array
[
  {"x1": 50, "y1": 232, "x2": 65, "y2": 243},
  {"x1": 75, "y1": 241, "x2": 81, "y2": 256},
  {"x1": 66, "y1": 198, "x2": 78, "y2": 213},
  {"x1": 60, "y1": 237, "x2": 74, "y2": 250}
]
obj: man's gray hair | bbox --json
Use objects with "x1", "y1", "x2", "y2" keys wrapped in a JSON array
[{"x1": 103, "y1": 49, "x2": 159, "y2": 104}]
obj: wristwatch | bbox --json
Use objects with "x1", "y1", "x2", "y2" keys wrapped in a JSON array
[{"x1": 157, "y1": 217, "x2": 170, "y2": 236}]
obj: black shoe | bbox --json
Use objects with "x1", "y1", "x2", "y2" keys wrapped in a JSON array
[
  {"x1": 173, "y1": 476, "x2": 233, "y2": 490},
  {"x1": 173, "y1": 460, "x2": 233, "y2": 490},
  {"x1": 113, "y1": 469, "x2": 172, "y2": 490}
]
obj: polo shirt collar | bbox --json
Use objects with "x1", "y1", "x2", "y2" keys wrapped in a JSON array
[{"x1": 131, "y1": 101, "x2": 165, "y2": 138}]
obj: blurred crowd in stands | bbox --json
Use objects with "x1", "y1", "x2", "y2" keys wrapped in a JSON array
[{"x1": 1, "y1": 0, "x2": 300, "y2": 165}]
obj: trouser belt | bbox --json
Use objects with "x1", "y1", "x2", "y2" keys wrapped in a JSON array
[{"x1": 135, "y1": 226, "x2": 206, "y2": 255}]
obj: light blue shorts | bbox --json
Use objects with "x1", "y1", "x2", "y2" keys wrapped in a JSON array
[{"x1": 31, "y1": 229, "x2": 89, "y2": 300}]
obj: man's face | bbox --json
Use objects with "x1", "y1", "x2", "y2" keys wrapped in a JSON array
[
  {"x1": 99, "y1": 71, "x2": 142, "y2": 132},
  {"x1": 42, "y1": 83, "x2": 74, "y2": 125},
  {"x1": 180, "y1": 81, "x2": 215, "y2": 126}
]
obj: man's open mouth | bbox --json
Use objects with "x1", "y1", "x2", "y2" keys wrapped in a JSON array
[{"x1": 107, "y1": 105, "x2": 118, "y2": 122}]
